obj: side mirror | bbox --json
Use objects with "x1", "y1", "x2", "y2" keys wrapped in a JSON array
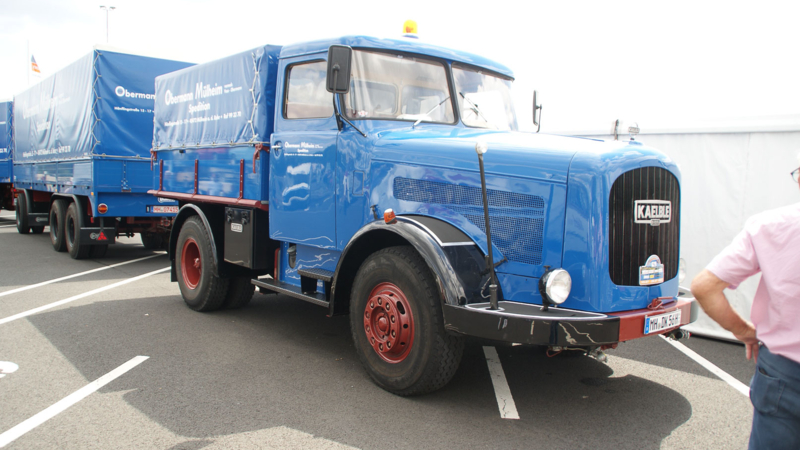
[
  {"x1": 532, "y1": 90, "x2": 542, "y2": 132},
  {"x1": 326, "y1": 45, "x2": 352, "y2": 94}
]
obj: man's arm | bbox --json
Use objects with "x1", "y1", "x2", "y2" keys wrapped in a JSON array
[{"x1": 690, "y1": 269, "x2": 759, "y2": 361}]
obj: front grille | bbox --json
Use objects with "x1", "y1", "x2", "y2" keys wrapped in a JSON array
[
  {"x1": 609, "y1": 167, "x2": 681, "y2": 286},
  {"x1": 393, "y1": 177, "x2": 545, "y2": 265}
]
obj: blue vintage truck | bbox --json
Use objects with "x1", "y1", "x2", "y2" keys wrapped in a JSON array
[
  {"x1": 12, "y1": 47, "x2": 192, "y2": 257},
  {"x1": 0, "y1": 100, "x2": 13, "y2": 211},
  {"x1": 151, "y1": 36, "x2": 697, "y2": 395}
]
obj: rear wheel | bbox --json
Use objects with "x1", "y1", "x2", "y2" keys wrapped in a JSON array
[
  {"x1": 222, "y1": 276, "x2": 255, "y2": 309},
  {"x1": 65, "y1": 202, "x2": 91, "y2": 259},
  {"x1": 140, "y1": 232, "x2": 164, "y2": 250},
  {"x1": 350, "y1": 246, "x2": 464, "y2": 396},
  {"x1": 49, "y1": 199, "x2": 68, "y2": 252},
  {"x1": 175, "y1": 216, "x2": 229, "y2": 311},
  {"x1": 15, "y1": 192, "x2": 30, "y2": 235}
]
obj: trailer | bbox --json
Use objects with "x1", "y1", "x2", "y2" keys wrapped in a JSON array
[
  {"x1": 151, "y1": 36, "x2": 698, "y2": 395},
  {"x1": 12, "y1": 47, "x2": 192, "y2": 257},
  {"x1": 0, "y1": 100, "x2": 13, "y2": 211}
]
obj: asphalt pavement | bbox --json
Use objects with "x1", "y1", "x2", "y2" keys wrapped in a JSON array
[{"x1": 0, "y1": 212, "x2": 755, "y2": 449}]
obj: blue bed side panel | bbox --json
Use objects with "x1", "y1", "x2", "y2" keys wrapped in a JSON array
[{"x1": 153, "y1": 45, "x2": 281, "y2": 150}]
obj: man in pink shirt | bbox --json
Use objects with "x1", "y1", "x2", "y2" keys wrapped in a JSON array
[{"x1": 691, "y1": 152, "x2": 800, "y2": 450}]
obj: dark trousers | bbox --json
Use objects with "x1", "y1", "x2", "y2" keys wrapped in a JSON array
[{"x1": 748, "y1": 344, "x2": 800, "y2": 450}]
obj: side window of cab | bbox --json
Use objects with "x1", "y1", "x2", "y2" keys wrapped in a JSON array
[{"x1": 284, "y1": 60, "x2": 334, "y2": 119}]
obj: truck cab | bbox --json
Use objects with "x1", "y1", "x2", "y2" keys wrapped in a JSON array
[{"x1": 151, "y1": 36, "x2": 697, "y2": 396}]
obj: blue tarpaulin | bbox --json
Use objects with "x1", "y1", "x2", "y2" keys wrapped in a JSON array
[
  {"x1": 13, "y1": 48, "x2": 192, "y2": 163},
  {"x1": 0, "y1": 101, "x2": 11, "y2": 182},
  {"x1": 153, "y1": 45, "x2": 281, "y2": 150},
  {"x1": 0, "y1": 101, "x2": 10, "y2": 158}
]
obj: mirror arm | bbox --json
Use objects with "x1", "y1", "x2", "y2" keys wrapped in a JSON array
[
  {"x1": 535, "y1": 105, "x2": 542, "y2": 133},
  {"x1": 331, "y1": 92, "x2": 366, "y2": 138}
]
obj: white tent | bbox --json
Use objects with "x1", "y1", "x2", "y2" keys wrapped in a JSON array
[{"x1": 563, "y1": 115, "x2": 800, "y2": 341}]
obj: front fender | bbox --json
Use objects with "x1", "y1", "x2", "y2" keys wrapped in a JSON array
[{"x1": 330, "y1": 216, "x2": 474, "y2": 316}]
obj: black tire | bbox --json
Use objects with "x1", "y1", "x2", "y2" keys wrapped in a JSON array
[
  {"x1": 141, "y1": 232, "x2": 164, "y2": 250},
  {"x1": 49, "y1": 199, "x2": 68, "y2": 252},
  {"x1": 15, "y1": 192, "x2": 30, "y2": 234},
  {"x1": 222, "y1": 276, "x2": 255, "y2": 309},
  {"x1": 31, "y1": 226, "x2": 44, "y2": 234},
  {"x1": 65, "y1": 202, "x2": 91, "y2": 259},
  {"x1": 89, "y1": 244, "x2": 109, "y2": 258},
  {"x1": 350, "y1": 246, "x2": 464, "y2": 396},
  {"x1": 175, "y1": 216, "x2": 229, "y2": 311}
]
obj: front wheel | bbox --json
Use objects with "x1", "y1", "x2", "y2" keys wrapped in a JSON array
[
  {"x1": 175, "y1": 216, "x2": 229, "y2": 311},
  {"x1": 350, "y1": 246, "x2": 464, "y2": 396}
]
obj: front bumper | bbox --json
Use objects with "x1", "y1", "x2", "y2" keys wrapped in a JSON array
[{"x1": 443, "y1": 295, "x2": 698, "y2": 347}]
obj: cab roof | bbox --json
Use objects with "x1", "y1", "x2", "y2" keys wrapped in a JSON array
[{"x1": 279, "y1": 35, "x2": 515, "y2": 80}]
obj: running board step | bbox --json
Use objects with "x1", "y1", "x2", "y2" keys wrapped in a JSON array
[
  {"x1": 251, "y1": 277, "x2": 329, "y2": 308},
  {"x1": 297, "y1": 268, "x2": 334, "y2": 282}
]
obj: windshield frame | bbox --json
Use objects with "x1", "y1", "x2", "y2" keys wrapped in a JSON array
[
  {"x1": 451, "y1": 62, "x2": 518, "y2": 131},
  {"x1": 335, "y1": 49, "x2": 517, "y2": 130},
  {"x1": 339, "y1": 49, "x2": 457, "y2": 126}
]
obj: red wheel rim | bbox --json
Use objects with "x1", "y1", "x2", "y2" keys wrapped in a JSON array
[
  {"x1": 364, "y1": 282, "x2": 414, "y2": 363},
  {"x1": 181, "y1": 238, "x2": 201, "y2": 290}
]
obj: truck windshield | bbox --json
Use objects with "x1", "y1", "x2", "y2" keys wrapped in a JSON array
[
  {"x1": 453, "y1": 65, "x2": 518, "y2": 131},
  {"x1": 345, "y1": 51, "x2": 455, "y2": 124}
]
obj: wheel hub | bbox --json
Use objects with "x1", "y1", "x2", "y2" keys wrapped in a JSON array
[
  {"x1": 364, "y1": 282, "x2": 414, "y2": 363},
  {"x1": 181, "y1": 238, "x2": 202, "y2": 290}
]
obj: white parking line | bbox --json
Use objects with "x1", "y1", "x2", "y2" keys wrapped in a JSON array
[
  {"x1": 0, "y1": 267, "x2": 170, "y2": 325},
  {"x1": 0, "y1": 356, "x2": 149, "y2": 448},
  {"x1": 0, "y1": 224, "x2": 17, "y2": 228},
  {"x1": 0, "y1": 253, "x2": 165, "y2": 298},
  {"x1": 660, "y1": 335, "x2": 750, "y2": 397},
  {"x1": 483, "y1": 346, "x2": 520, "y2": 419}
]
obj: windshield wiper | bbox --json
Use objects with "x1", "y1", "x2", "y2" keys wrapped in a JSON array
[
  {"x1": 459, "y1": 92, "x2": 498, "y2": 130},
  {"x1": 413, "y1": 96, "x2": 450, "y2": 128}
]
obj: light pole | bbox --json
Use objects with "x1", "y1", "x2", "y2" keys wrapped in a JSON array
[{"x1": 99, "y1": 6, "x2": 116, "y2": 44}]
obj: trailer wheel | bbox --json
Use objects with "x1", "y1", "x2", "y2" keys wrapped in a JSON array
[
  {"x1": 222, "y1": 276, "x2": 255, "y2": 309},
  {"x1": 350, "y1": 246, "x2": 464, "y2": 396},
  {"x1": 176, "y1": 216, "x2": 229, "y2": 311},
  {"x1": 65, "y1": 202, "x2": 91, "y2": 259},
  {"x1": 15, "y1": 192, "x2": 31, "y2": 234},
  {"x1": 140, "y1": 232, "x2": 164, "y2": 250},
  {"x1": 49, "y1": 199, "x2": 68, "y2": 252}
]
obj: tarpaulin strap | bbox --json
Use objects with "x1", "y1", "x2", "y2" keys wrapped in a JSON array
[
  {"x1": 246, "y1": 51, "x2": 260, "y2": 143},
  {"x1": 90, "y1": 50, "x2": 102, "y2": 156},
  {"x1": 252, "y1": 143, "x2": 267, "y2": 173}
]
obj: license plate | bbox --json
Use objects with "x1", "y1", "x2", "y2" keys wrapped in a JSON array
[
  {"x1": 148, "y1": 206, "x2": 179, "y2": 213},
  {"x1": 644, "y1": 309, "x2": 682, "y2": 334}
]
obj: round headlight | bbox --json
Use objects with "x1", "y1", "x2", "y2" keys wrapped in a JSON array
[{"x1": 543, "y1": 269, "x2": 571, "y2": 305}]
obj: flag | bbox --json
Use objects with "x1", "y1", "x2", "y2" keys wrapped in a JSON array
[{"x1": 31, "y1": 56, "x2": 40, "y2": 75}]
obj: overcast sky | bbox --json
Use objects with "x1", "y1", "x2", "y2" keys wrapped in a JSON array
[{"x1": 1, "y1": 0, "x2": 798, "y2": 133}]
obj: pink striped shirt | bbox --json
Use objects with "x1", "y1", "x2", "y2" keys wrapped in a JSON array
[{"x1": 707, "y1": 202, "x2": 800, "y2": 364}]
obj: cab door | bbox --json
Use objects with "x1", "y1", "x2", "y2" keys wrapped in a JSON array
[{"x1": 270, "y1": 57, "x2": 339, "y2": 249}]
